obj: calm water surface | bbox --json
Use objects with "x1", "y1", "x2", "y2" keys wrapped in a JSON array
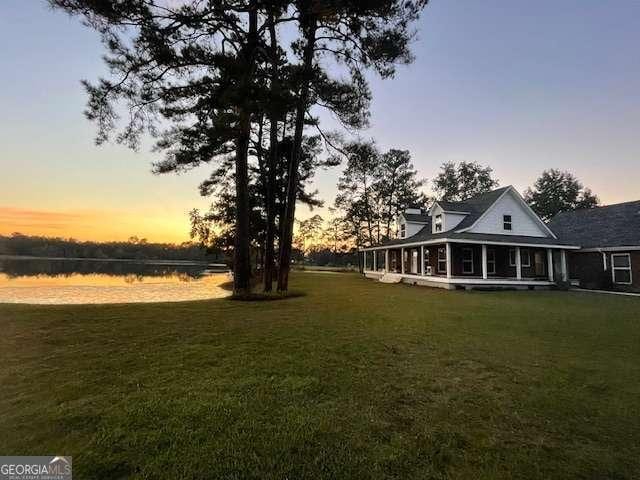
[{"x1": 0, "y1": 257, "x2": 231, "y2": 304}]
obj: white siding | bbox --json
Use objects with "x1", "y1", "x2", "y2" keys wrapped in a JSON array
[
  {"x1": 468, "y1": 190, "x2": 549, "y2": 237},
  {"x1": 398, "y1": 215, "x2": 426, "y2": 238},
  {"x1": 405, "y1": 222, "x2": 425, "y2": 237},
  {"x1": 430, "y1": 204, "x2": 467, "y2": 233},
  {"x1": 444, "y1": 212, "x2": 467, "y2": 231}
]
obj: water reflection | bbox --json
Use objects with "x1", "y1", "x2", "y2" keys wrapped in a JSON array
[
  {"x1": 0, "y1": 257, "x2": 231, "y2": 304},
  {"x1": 0, "y1": 257, "x2": 221, "y2": 280}
]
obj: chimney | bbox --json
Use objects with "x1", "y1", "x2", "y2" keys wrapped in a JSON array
[{"x1": 404, "y1": 207, "x2": 421, "y2": 215}]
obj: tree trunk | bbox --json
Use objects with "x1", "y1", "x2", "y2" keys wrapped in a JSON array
[
  {"x1": 233, "y1": 3, "x2": 258, "y2": 296},
  {"x1": 277, "y1": 12, "x2": 317, "y2": 292},
  {"x1": 385, "y1": 167, "x2": 398, "y2": 239},
  {"x1": 263, "y1": 14, "x2": 279, "y2": 293},
  {"x1": 363, "y1": 176, "x2": 374, "y2": 246}
]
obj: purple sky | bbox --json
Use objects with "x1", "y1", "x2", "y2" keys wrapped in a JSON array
[{"x1": 0, "y1": 0, "x2": 638, "y2": 242}]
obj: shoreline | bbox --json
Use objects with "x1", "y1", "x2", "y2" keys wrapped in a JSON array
[{"x1": 0, "y1": 254, "x2": 227, "y2": 268}]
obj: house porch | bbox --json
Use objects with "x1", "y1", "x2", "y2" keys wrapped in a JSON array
[{"x1": 362, "y1": 242, "x2": 569, "y2": 290}]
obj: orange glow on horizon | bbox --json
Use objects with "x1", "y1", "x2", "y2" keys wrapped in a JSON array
[{"x1": 0, "y1": 206, "x2": 193, "y2": 244}]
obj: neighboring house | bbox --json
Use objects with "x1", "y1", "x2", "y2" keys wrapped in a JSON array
[
  {"x1": 361, "y1": 186, "x2": 580, "y2": 290},
  {"x1": 549, "y1": 201, "x2": 640, "y2": 293}
]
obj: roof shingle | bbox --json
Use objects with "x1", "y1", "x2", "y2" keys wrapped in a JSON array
[
  {"x1": 432, "y1": 186, "x2": 510, "y2": 231},
  {"x1": 548, "y1": 201, "x2": 640, "y2": 248},
  {"x1": 402, "y1": 212, "x2": 430, "y2": 223},
  {"x1": 370, "y1": 186, "x2": 574, "y2": 248}
]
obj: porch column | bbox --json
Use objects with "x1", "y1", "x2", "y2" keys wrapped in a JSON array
[
  {"x1": 420, "y1": 245, "x2": 425, "y2": 276},
  {"x1": 547, "y1": 248, "x2": 554, "y2": 282},
  {"x1": 445, "y1": 242, "x2": 452, "y2": 279},
  {"x1": 385, "y1": 250, "x2": 389, "y2": 272},
  {"x1": 373, "y1": 250, "x2": 377, "y2": 271},
  {"x1": 482, "y1": 244, "x2": 488, "y2": 280},
  {"x1": 515, "y1": 246, "x2": 522, "y2": 280},
  {"x1": 560, "y1": 249, "x2": 568, "y2": 282},
  {"x1": 401, "y1": 248, "x2": 405, "y2": 274},
  {"x1": 363, "y1": 250, "x2": 367, "y2": 272}
]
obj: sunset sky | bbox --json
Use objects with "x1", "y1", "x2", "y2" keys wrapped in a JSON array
[{"x1": 1, "y1": 0, "x2": 639, "y2": 243}]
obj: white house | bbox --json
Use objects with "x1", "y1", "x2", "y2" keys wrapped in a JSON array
[{"x1": 361, "y1": 186, "x2": 580, "y2": 289}]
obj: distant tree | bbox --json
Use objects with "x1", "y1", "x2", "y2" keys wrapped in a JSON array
[
  {"x1": 335, "y1": 141, "x2": 428, "y2": 247},
  {"x1": 377, "y1": 149, "x2": 429, "y2": 239},
  {"x1": 432, "y1": 161, "x2": 499, "y2": 201},
  {"x1": 321, "y1": 213, "x2": 353, "y2": 255},
  {"x1": 0, "y1": 234, "x2": 213, "y2": 261},
  {"x1": 524, "y1": 169, "x2": 599, "y2": 221},
  {"x1": 293, "y1": 214, "x2": 324, "y2": 256},
  {"x1": 335, "y1": 141, "x2": 381, "y2": 247}
]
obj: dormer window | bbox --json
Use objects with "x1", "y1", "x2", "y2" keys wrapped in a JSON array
[
  {"x1": 435, "y1": 214, "x2": 443, "y2": 232},
  {"x1": 503, "y1": 214, "x2": 512, "y2": 231},
  {"x1": 400, "y1": 223, "x2": 406, "y2": 238}
]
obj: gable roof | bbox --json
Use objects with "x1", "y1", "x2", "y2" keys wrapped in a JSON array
[
  {"x1": 455, "y1": 186, "x2": 557, "y2": 238},
  {"x1": 434, "y1": 201, "x2": 471, "y2": 213},
  {"x1": 374, "y1": 186, "x2": 566, "y2": 248},
  {"x1": 548, "y1": 201, "x2": 640, "y2": 248},
  {"x1": 445, "y1": 186, "x2": 511, "y2": 231}
]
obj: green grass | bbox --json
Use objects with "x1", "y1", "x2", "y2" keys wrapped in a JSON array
[{"x1": 1, "y1": 273, "x2": 639, "y2": 479}]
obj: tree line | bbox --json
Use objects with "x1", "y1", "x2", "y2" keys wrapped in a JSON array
[
  {"x1": 0, "y1": 234, "x2": 215, "y2": 262},
  {"x1": 51, "y1": 0, "x2": 430, "y2": 296}
]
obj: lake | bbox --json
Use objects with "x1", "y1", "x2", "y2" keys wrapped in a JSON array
[{"x1": 0, "y1": 256, "x2": 231, "y2": 304}]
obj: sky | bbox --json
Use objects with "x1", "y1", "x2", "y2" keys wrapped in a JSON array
[{"x1": 0, "y1": 0, "x2": 638, "y2": 243}]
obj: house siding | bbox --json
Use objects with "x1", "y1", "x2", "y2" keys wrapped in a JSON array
[
  {"x1": 404, "y1": 221, "x2": 425, "y2": 238},
  {"x1": 569, "y1": 252, "x2": 605, "y2": 290},
  {"x1": 570, "y1": 250, "x2": 640, "y2": 293},
  {"x1": 429, "y1": 204, "x2": 467, "y2": 233},
  {"x1": 630, "y1": 252, "x2": 640, "y2": 292},
  {"x1": 468, "y1": 190, "x2": 548, "y2": 237}
]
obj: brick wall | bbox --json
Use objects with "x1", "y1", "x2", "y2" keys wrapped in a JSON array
[{"x1": 570, "y1": 250, "x2": 640, "y2": 293}]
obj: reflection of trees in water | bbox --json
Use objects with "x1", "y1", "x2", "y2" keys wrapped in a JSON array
[
  {"x1": 0, "y1": 258, "x2": 221, "y2": 280},
  {"x1": 176, "y1": 272, "x2": 196, "y2": 283},
  {"x1": 123, "y1": 274, "x2": 146, "y2": 284}
]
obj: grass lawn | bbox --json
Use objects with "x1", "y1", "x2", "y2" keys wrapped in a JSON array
[{"x1": 1, "y1": 273, "x2": 639, "y2": 479}]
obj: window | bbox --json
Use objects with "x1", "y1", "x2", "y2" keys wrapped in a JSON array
[
  {"x1": 462, "y1": 248, "x2": 474, "y2": 274},
  {"x1": 434, "y1": 214, "x2": 443, "y2": 232},
  {"x1": 509, "y1": 248, "x2": 530, "y2": 267},
  {"x1": 487, "y1": 249, "x2": 496, "y2": 274},
  {"x1": 612, "y1": 254, "x2": 632, "y2": 284},
  {"x1": 437, "y1": 247, "x2": 447, "y2": 273},
  {"x1": 400, "y1": 223, "x2": 406, "y2": 238},
  {"x1": 503, "y1": 214, "x2": 512, "y2": 231}
]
